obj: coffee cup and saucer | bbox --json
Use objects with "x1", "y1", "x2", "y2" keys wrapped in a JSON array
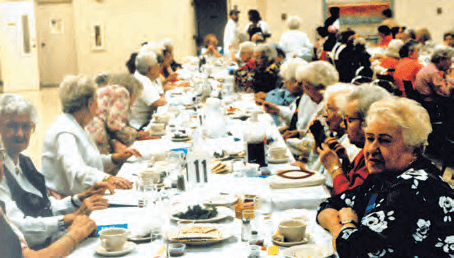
[
  {"x1": 271, "y1": 219, "x2": 310, "y2": 247},
  {"x1": 148, "y1": 122, "x2": 166, "y2": 136},
  {"x1": 268, "y1": 147, "x2": 289, "y2": 164},
  {"x1": 95, "y1": 228, "x2": 135, "y2": 256}
]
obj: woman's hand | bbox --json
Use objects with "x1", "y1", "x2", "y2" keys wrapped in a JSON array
[
  {"x1": 112, "y1": 148, "x2": 142, "y2": 163},
  {"x1": 338, "y1": 207, "x2": 358, "y2": 224},
  {"x1": 107, "y1": 176, "x2": 133, "y2": 190},
  {"x1": 318, "y1": 142, "x2": 342, "y2": 175},
  {"x1": 283, "y1": 130, "x2": 299, "y2": 141},
  {"x1": 75, "y1": 194, "x2": 108, "y2": 216},
  {"x1": 278, "y1": 125, "x2": 289, "y2": 134},
  {"x1": 290, "y1": 161, "x2": 306, "y2": 169},
  {"x1": 263, "y1": 101, "x2": 279, "y2": 115},
  {"x1": 77, "y1": 182, "x2": 115, "y2": 201},
  {"x1": 67, "y1": 215, "x2": 98, "y2": 242}
]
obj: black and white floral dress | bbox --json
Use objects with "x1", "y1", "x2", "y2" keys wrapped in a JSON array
[{"x1": 317, "y1": 157, "x2": 454, "y2": 257}]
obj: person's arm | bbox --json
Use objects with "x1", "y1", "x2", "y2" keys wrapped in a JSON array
[
  {"x1": 22, "y1": 215, "x2": 97, "y2": 258},
  {"x1": 431, "y1": 69, "x2": 453, "y2": 97}
]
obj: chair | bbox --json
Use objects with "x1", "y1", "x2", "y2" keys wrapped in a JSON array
[
  {"x1": 371, "y1": 79, "x2": 401, "y2": 96},
  {"x1": 402, "y1": 80, "x2": 421, "y2": 101}
]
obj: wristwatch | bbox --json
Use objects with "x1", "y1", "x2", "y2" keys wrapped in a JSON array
[
  {"x1": 330, "y1": 165, "x2": 341, "y2": 174},
  {"x1": 58, "y1": 218, "x2": 66, "y2": 231},
  {"x1": 341, "y1": 219, "x2": 358, "y2": 227}
]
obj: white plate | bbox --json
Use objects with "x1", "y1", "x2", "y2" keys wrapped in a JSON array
[
  {"x1": 282, "y1": 244, "x2": 335, "y2": 258},
  {"x1": 150, "y1": 132, "x2": 166, "y2": 136},
  {"x1": 271, "y1": 234, "x2": 310, "y2": 247},
  {"x1": 171, "y1": 206, "x2": 233, "y2": 223},
  {"x1": 203, "y1": 194, "x2": 238, "y2": 206},
  {"x1": 167, "y1": 224, "x2": 233, "y2": 246},
  {"x1": 94, "y1": 242, "x2": 135, "y2": 256},
  {"x1": 171, "y1": 137, "x2": 191, "y2": 142},
  {"x1": 268, "y1": 156, "x2": 290, "y2": 164}
]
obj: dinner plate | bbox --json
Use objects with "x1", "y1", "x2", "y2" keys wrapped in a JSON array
[
  {"x1": 271, "y1": 234, "x2": 311, "y2": 247},
  {"x1": 171, "y1": 137, "x2": 191, "y2": 142},
  {"x1": 150, "y1": 132, "x2": 166, "y2": 136},
  {"x1": 167, "y1": 224, "x2": 233, "y2": 246},
  {"x1": 203, "y1": 194, "x2": 238, "y2": 206},
  {"x1": 127, "y1": 235, "x2": 152, "y2": 243},
  {"x1": 94, "y1": 242, "x2": 135, "y2": 256},
  {"x1": 281, "y1": 244, "x2": 335, "y2": 258},
  {"x1": 268, "y1": 156, "x2": 290, "y2": 164},
  {"x1": 171, "y1": 206, "x2": 233, "y2": 223}
]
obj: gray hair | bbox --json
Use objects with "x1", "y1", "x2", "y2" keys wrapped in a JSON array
[
  {"x1": 94, "y1": 72, "x2": 111, "y2": 87},
  {"x1": 135, "y1": 51, "x2": 158, "y2": 76},
  {"x1": 0, "y1": 94, "x2": 38, "y2": 125},
  {"x1": 287, "y1": 16, "x2": 301, "y2": 30},
  {"x1": 140, "y1": 42, "x2": 164, "y2": 64},
  {"x1": 255, "y1": 43, "x2": 277, "y2": 62},
  {"x1": 324, "y1": 83, "x2": 355, "y2": 115},
  {"x1": 344, "y1": 84, "x2": 391, "y2": 119},
  {"x1": 279, "y1": 58, "x2": 307, "y2": 81},
  {"x1": 109, "y1": 73, "x2": 144, "y2": 99},
  {"x1": 295, "y1": 60, "x2": 339, "y2": 89},
  {"x1": 59, "y1": 75, "x2": 97, "y2": 114},
  {"x1": 239, "y1": 41, "x2": 256, "y2": 54},
  {"x1": 431, "y1": 46, "x2": 453, "y2": 64},
  {"x1": 365, "y1": 96, "x2": 432, "y2": 152}
]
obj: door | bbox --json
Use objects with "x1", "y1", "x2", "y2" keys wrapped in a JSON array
[
  {"x1": 36, "y1": 4, "x2": 77, "y2": 86},
  {"x1": 193, "y1": 0, "x2": 227, "y2": 54},
  {"x1": 0, "y1": 2, "x2": 39, "y2": 92}
]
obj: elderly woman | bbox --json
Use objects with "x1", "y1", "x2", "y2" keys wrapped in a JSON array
[
  {"x1": 42, "y1": 75, "x2": 135, "y2": 197},
  {"x1": 371, "y1": 39, "x2": 404, "y2": 79},
  {"x1": 161, "y1": 39, "x2": 185, "y2": 87},
  {"x1": 317, "y1": 97, "x2": 452, "y2": 257},
  {"x1": 282, "y1": 60, "x2": 339, "y2": 140},
  {"x1": 1, "y1": 150, "x2": 97, "y2": 257},
  {"x1": 231, "y1": 41, "x2": 255, "y2": 66},
  {"x1": 0, "y1": 94, "x2": 112, "y2": 249},
  {"x1": 86, "y1": 73, "x2": 152, "y2": 154},
  {"x1": 279, "y1": 15, "x2": 313, "y2": 62},
  {"x1": 200, "y1": 34, "x2": 223, "y2": 58}
]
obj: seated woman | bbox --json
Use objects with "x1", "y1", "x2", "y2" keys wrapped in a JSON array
[
  {"x1": 236, "y1": 44, "x2": 279, "y2": 93},
  {"x1": 161, "y1": 39, "x2": 184, "y2": 86},
  {"x1": 371, "y1": 39, "x2": 404, "y2": 80},
  {"x1": 0, "y1": 94, "x2": 112, "y2": 249},
  {"x1": 87, "y1": 73, "x2": 152, "y2": 154},
  {"x1": 317, "y1": 97, "x2": 452, "y2": 257},
  {"x1": 42, "y1": 75, "x2": 135, "y2": 197},
  {"x1": 200, "y1": 34, "x2": 223, "y2": 59}
]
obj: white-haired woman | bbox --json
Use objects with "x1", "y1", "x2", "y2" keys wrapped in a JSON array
[
  {"x1": 0, "y1": 94, "x2": 113, "y2": 250},
  {"x1": 279, "y1": 15, "x2": 313, "y2": 62},
  {"x1": 87, "y1": 73, "x2": 153, "y2": 154},
  {"x1": 317, "y1": 97, "x2": 452, "y2": 257},
  {"x1": 236, "y1": 43, "x2": 279, "y2": 93},
  {"x1": 42, "y1": 75, "x2": 136, "y2": 197}
]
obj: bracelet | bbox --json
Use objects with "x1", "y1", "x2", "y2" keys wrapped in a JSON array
[
  {"x1": 341, "y1": 220, "x2": 358, "y2": 227},
  {"x1": 63, "y1": 233, "x2": 78, "y2": 250}
]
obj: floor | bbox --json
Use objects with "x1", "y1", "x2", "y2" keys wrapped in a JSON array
[{"x1": 1, "y1": 87, "x2": 453, "y2": 186}]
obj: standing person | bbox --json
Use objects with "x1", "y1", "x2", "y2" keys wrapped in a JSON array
[
  {"x1": 245, "y1": 10, "x2": 271, "y2": 41},
  {"x1": 224, "y1": 10, "x2": 240, "y2": 58},
  {"x1": 279, "y1": 15, "x2": 313, "y2": 62},
  {"x1": 380, "y1": 8, "x2": 399, "y2": 29},
  {"x1": 322, "y1": 6, "x2": 340, "y2": 54}
]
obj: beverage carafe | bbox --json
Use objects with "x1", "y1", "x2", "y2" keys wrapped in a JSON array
[{"x1": 244, "y1": 112, "x2": 267, "y2": 167}]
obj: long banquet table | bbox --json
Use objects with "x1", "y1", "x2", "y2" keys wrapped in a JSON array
[{"x1": 68, "y1": 84, "x2": 334, "y2": 257}]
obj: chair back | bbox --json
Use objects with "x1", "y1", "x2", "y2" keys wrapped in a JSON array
[{"x1": 402, "y1": 80, "x2": 421, "y2": 101}]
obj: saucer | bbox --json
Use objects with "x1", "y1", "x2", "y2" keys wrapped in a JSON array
[
  {"x1": 94, "y1": 242, "x2": 135, "y2": 256},
  {"x1": 171, "y1": 137, "x2": 191, "y2": 142},
  {"x1": 271, "y1": 234, "x2": 311, "y2": 247},
  {"x1": 150, "y1": 131, "x2": 166, "y2": 136},
  {"x1": 268, "y1": 155, "x2": 289, "y2": 164}
]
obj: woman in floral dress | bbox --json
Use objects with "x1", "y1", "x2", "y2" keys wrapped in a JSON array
[
  {"x1": 317, "y1": 96, "x2": 454, "y2": 257},
  {"x1": 87, "y1": 73, "x2": 150, "y2": 154}
]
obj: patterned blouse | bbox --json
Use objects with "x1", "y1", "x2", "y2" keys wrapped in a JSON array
[
  {"x1": 234, "y1": 60, "x2": 279, "y2": 93},
  {"x1": 318, "y1": 157, "x2": 454, "y2": 257},
  {"x1": 86, "y1": 85, "x2": 138, "y2": 154}
]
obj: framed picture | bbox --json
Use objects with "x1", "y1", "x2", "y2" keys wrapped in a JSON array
[
  {"x1": 91, "y1": 22, "x2": 105, "y2": 51},
  {"x1": 36, "y1": 0, "x2": 71, "y2": 4}
]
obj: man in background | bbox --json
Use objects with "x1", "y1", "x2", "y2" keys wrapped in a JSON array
[{"x1": 224, "y1": 10, "x2": 240, "y2": 58}]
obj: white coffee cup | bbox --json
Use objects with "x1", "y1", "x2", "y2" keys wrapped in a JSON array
[
  {"x1": 243, "y1": 163, "x2": 260, "y2": 177},
  {"x1": 278, "y1": 219, "x2": 307, "y2": 242},
  {"x1": 99, "y1": 228, "x2": 130, "y2": 252},
  {"x1": 150, "y1": 151, "x2": 166, "y2": 162},
  {"x1": 154, "y1": 113, "x2": 172, "y2": 124},
  {"x1": 139, "y1": 170, "x2": 161, "y2": 185},
  {"x1": 269, "y1": 147, "x2": 287, "y2": 159},
  {"x1": 149, "y1": 123, "x2": 166, "y2": 134}
]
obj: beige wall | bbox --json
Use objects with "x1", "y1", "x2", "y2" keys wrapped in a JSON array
[{"x1": 72, "y1": 0, "x2": 196, "y2": 78}]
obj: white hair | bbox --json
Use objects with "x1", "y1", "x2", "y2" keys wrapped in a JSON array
[
  {"x1": 344, "y1": 84, "x2": 391, "y2": 118},
  {"x1": 287, "y1": 16, "x2": 301, "y2": 30},
  {"x1": 295, "y1": 60, "x2": 339, "y2": 89},
  {"x1": 59, "y1": 75, "x2": 97, "y2": 114},
  {"x1": 255, "y1": 43, "x2": 277, "y2": 62},
  {"x1": 0, "y1": 94, "x2": 38, "y2": 125},
  {"x1": 135, "y1": 51, "x2": 158, "y2": 76},
  {"x1": 365, "y1": 96, "x2": 432, "y2": 152},
  {"x1": 239, "y1": 41, "x2": 256, "y2": 53},
  {"x1": 279, "y1": 58, "x2": 307, "y2": 81},
  {"x1": 324, "y1": 83, "x2": 356, "y2": 115},
  {"x1": 140, "y1": 42, "x2": 164, "y2": 64}
]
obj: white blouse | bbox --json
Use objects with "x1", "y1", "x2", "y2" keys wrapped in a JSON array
[{"x1": 41, "y1": 113, "x2": 114, "y2": 196}]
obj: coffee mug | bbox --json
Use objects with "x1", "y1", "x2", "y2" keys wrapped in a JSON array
[
  {"x1": 269, "y1": 147, "x2": 287, "y2": 159},
  {"x1": 99, "y1": 228, "x2": 130, "y2": 252},
  {"x1": 278, "y1": 219, "x2": 307, "y2": 242},
  {"x1": 243, "y1": 163, "x2": 260, "y2": 177},
  {"x1": 149, "y1": 123, "x2": 166, "y2": 134}
]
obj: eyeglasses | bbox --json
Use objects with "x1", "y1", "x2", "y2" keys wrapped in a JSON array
[
  {"x1": 343, "y1": 117, "x2": 363, "y2": 128},
  {"x1": 5, "y1": 122, "x2": 35, "y2": 134}
]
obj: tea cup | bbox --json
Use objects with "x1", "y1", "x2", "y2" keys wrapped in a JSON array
[
  {"x1": 269, "y1": 147, "x2": 287, "y2": 160},
  {"x1": 278, "y1": 219, "x2": 307, "y2": 242},
  {"x1": 149, "y1": 123, "x2": 166, "y2": 134},
  {"x1": 99, "y1": 228, "x2": 130, "y2": 252}
]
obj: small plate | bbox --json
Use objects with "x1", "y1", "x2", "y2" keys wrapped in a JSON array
[
  {"x1": 268, "y1": 156, "x2": 289, "y2": 164},
  {"x1": 150, "y1": 131, "x2": 166, "y2": 136},
  {"x1": 282, "y1": 244, "x2": 335, "y2": 258},
  {"x1": 167, "y1": 224, "x2": 233, "y2": 246},
  {"x1": 127, "y1": 235, "x2": 152, "y2": 243},
  {"x1": 94, "y1": 242, "x2": 135, "y2": 256},
  {"x1": 171, "y1": 137, "x2": 191, "y2": 142},
  {"x1": 271, "y1": 234, "x2": 311, "y2": 247},
  {"x1": 203, "y1": 194, "x2": 238, "y2": 206}
]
